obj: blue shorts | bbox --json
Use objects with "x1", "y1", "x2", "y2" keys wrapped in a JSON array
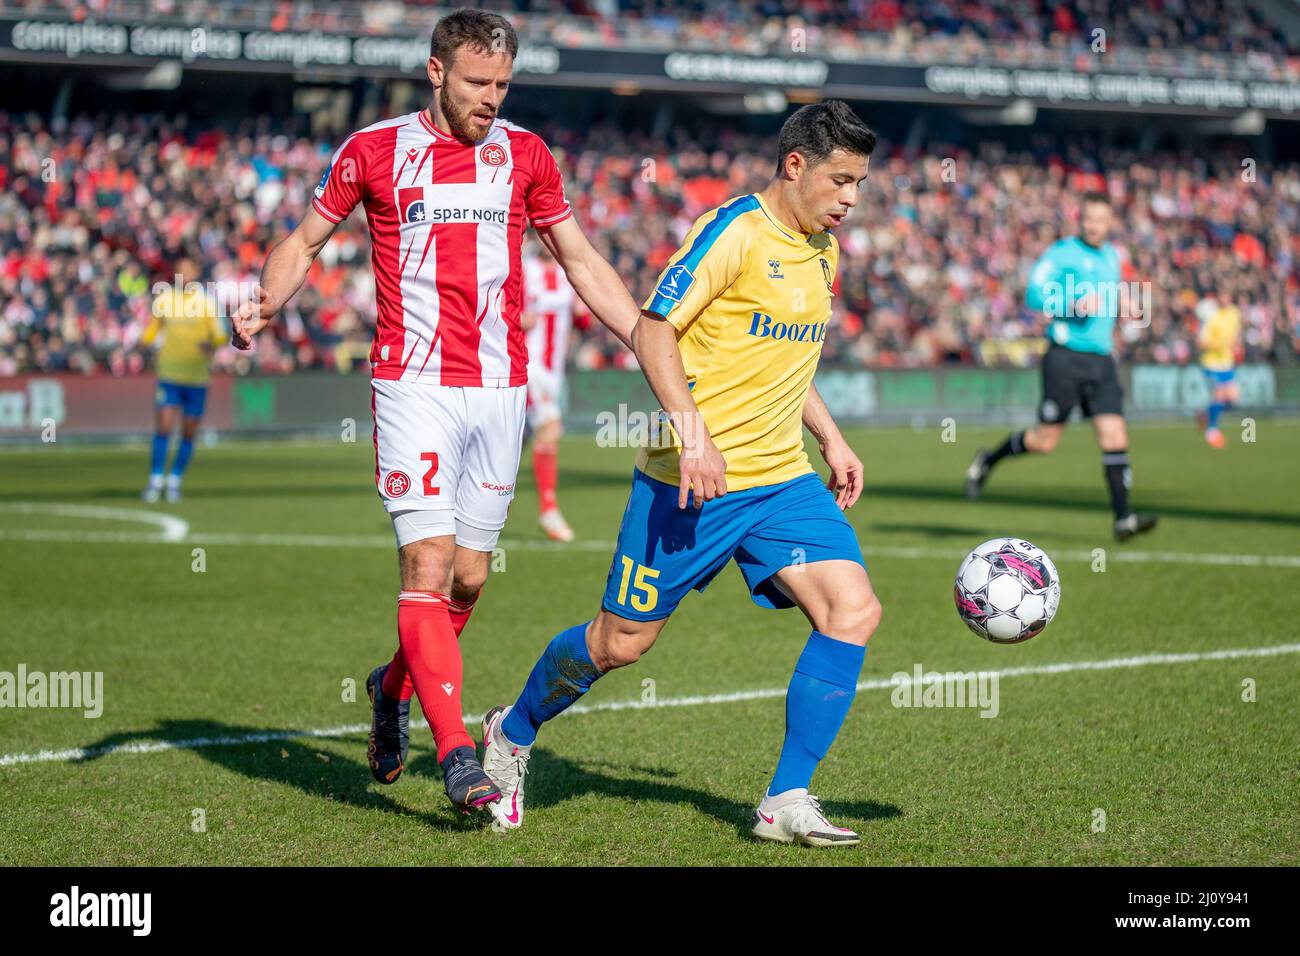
[
  {"x1": 1204, "y1": 368, "x2": 1236, "y2": 386},
  {"x1": 601, "y1": 469, "x2": 866, "y2": 621},
  {"x1": 156, "y1": 381, "x2": 208, "y2": 419}
]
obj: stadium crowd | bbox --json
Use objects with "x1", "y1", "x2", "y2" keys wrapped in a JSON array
[
  {"x1": 2, "y1": 0, "x2": 1296, "y2": 78},
  {"x1": 0, "y1": 108, "x2": 1296, "y2": 377}
]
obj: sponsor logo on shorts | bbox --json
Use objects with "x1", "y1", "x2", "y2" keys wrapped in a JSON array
[
  {"x1": 481, "y1": 481, "x2": 514, "y2": 496},
  {"x1": 1040, "y1": 399, "x2": 1060, "y2": 421},
  {"x1": 384, "y1": 471, "x2": 412, "y2": 497}
]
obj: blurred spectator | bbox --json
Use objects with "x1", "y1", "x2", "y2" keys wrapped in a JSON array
[{"x1": 0, "y1": 109, "x2": 1295, "y2": 375}]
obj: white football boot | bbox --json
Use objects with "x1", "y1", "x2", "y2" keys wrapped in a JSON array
[
  {"x1": 481, "y1": 705, "x2": 531, "y2": 832},
  {"x1": 539, "y1": 509, "x2": 575, "y2": 543},
  {"x1": 141, "y1": 475, "x2": 164, "y2": 503},
  {"x1": 750, "y1": 790, "x2": 860, "y2": 847},
  {"x1": 164, "y1": 475, "x2": 182, "y2": 503}
]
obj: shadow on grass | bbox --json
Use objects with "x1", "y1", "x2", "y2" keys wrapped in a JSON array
[
  {"x1": 75, "y1": 719, "x2": 469, "y2": 833},
  {"x1": 72, "y1": 718, "x2": 900, "y2": 839},
  {"x1": 407, "y1": 747, "x2": 903, "y2": 840}
]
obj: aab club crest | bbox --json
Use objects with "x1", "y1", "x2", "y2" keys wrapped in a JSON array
[
  {"x1": 480, "y1": 143, "x2": 508, "y2": 167},
  {"x1": 383, "y1": 471, "x2": 411, "y2": 497}
]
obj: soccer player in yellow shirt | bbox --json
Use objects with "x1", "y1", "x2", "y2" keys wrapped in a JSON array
[
  {"x1": 480, "y1": 102, "x2": 882, "y2": 846},
  {"x1": 1197, "y1": 289, "x2": 1242, "y2": 449},
  {"x1": 140, "y1": 257, "x2": 225, "y2": 502}
]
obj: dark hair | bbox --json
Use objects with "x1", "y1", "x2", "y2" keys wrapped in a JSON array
[
  {"x1": 1081, "y1": 190, "x2": 1111, "y2": 207},
  {"x1": 776, "y1": 100, "x2": 876, "y2": 174},
  {"x1": 431, "y1": 8, "x2": 518, "y2": 65}
]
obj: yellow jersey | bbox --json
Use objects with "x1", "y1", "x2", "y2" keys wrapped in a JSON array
[
  {"x1": 142, "y1": 288, "x2": 225, "y2": 386},
  {"x1": 639, "y1": 193, "x2": 837, "y2": 491},
  {"x1": 1200, "y1": 305, "x2": 1241, "y2": 372}
]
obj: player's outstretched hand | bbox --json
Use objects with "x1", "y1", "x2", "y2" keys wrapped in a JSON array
[
  {"x1": 821, "y1": 437, "x2": 863, "y2": 510},
  {"x1": 231, "y1": 285, "x2": 274, "y2": 350},
  {"x1": 678, "y1": 434, "x2": 727, "y2": 510}
]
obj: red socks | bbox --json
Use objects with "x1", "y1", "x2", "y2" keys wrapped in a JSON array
[
  {"x1": 448, "y1": 592, "x2": 479, "y2": 636},
  {"x1": 382, "y1": 590, "x2": 482, "y2": 702},
  {"x1": 533, "y1": 446, "x2": 558, "y2": 514},
  {"x1": 393, "y1": 590, "x2": 472, "y2": 759}
]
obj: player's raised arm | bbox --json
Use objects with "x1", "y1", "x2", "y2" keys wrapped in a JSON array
[
  {"x1": 631, "y1": 310, "x2": 726, "y2": 509},
  {"x1": 231, "y1": 206, "x2": 338, "y2": 350},
  {"x1": 803, "y1": 383, "x2": 862, "y2": 509},
  {"x1": 535, "y1": 216, "x2": 638, "y2": 350}
]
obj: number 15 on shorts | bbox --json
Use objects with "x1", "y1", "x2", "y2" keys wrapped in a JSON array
[{"x1": 615, "y1": 556, "x2": 660, "y2": 613}]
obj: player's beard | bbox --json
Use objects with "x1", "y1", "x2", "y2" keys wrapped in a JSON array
[{"x1": 440, "y1": 85, "x2": 492, "y2": 144}]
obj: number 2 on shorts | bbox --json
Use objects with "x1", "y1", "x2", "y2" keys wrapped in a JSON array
[
  {"x1": 616, "y1": 555, "x2": 660, "y2": 612},
  {"x1": 420, "y1": 452, "x2": 439, "y2": 496}
]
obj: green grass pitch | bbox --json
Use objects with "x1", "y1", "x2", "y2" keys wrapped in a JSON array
[{"x1": 1, "y1": 419, "x2": 1297, "y2": 866}]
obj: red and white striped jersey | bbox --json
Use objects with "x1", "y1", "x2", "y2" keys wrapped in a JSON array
[
  {"x1": 523, "y1": 257, "x2": 576, "y2": 375},
  {"x1": 312, "y1": 109, "x2": 572, "y2": 387}
]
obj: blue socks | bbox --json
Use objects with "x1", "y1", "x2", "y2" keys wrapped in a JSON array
[
  {"x1": 151, "y1": 434, "x2": 194, "y2": 478},
  {"x1": 501, "y1": 622, "x2": 603, "y2": 746},
  {"x1": 1206, "y1": 401, "x2": 1225, "y2": 430},
  {"x1": 171, "y1": 438, "x2": 195, "y2": 477},
  {"x1": 498, "y1": 623, "x2": 864, "y2": 791},
  {"x1": 769, "y1": 631, "x2": 865, "y2": 796},
  {"x1": 150, "y1": 433, "x2": 169, "y2": 476}
]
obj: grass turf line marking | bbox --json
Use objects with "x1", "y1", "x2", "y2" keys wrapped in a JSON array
[
  {"x1": 2, "y1": 642, "x2": 1297, "y2": 768},
  {"x1": 1, "y1": 518, "x2": 1299, "y2": 569},
  {"x1": 0, "y1": 503, "x2": 189, "y2": 542}
]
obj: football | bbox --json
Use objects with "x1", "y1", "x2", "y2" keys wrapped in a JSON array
[{"x1": 954, "y1": 538, "x2": 1061, "y2": 644}]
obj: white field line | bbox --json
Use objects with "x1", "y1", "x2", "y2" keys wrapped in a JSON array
[
  {"x1": 0, "y1": 503, "x2": 189, "y2": 542},
  {"x1": 1, "y1": 521, "x2": 1299, "y2": 569},
  {"x1": 2, "y1": 642, "x2": 1297, "y2": 769}
]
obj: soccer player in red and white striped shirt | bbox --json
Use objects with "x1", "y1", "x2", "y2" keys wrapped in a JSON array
[
  {"x1": 231, "y1": 9, "x2": 640, "y2": 814},
  {"x1": 522, "y1": 243, "x2": 583, "y2": 542}
]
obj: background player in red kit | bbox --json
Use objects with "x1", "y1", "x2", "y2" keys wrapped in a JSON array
[
  {"x1": 230, "y1": 9, "x2": 640, "y2": 813},
  {"x1": 522, "y1": 242, "x2": 584, "y2": 542}
]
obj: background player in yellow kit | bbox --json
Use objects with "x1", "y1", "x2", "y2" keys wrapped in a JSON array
[
  {"x1": 480, "y1": 101, "x2": 882, "y2": 847},
  {"x1": 140, "y1": 256, "x2": 225, "y2": 502},
  {"x1": 1197, "y1": 286, "x2": 1242, "y2": 449}
]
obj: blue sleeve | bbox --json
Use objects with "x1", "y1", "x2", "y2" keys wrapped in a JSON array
[{"x1": 1025, "y1": 242, "x2": 1065, "y2": 312}]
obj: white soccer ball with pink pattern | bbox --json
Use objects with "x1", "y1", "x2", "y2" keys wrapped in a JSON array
[{"x1": 954, "y1": 537, "x2": 1061, "y2": 644}]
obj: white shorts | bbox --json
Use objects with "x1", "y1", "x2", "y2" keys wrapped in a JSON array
[
  {"x1": 526, "y1": 364, "x2": 565, "y2": 430},
  {"x1": 371, "y1": 379, "x2": 526, "y2": 551}
]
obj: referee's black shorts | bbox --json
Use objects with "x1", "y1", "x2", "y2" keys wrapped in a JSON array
[{"x1": 1038, "y1": 344, "x2": 1124, "y2": 424}]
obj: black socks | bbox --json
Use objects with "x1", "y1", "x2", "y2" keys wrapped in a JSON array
[
  {"x1": 985, "y1": 430, "x2": 1026, "y2": 469},
  {"x1": 1102, "y1": 450, "x2": 1132, "y2": 519}
]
